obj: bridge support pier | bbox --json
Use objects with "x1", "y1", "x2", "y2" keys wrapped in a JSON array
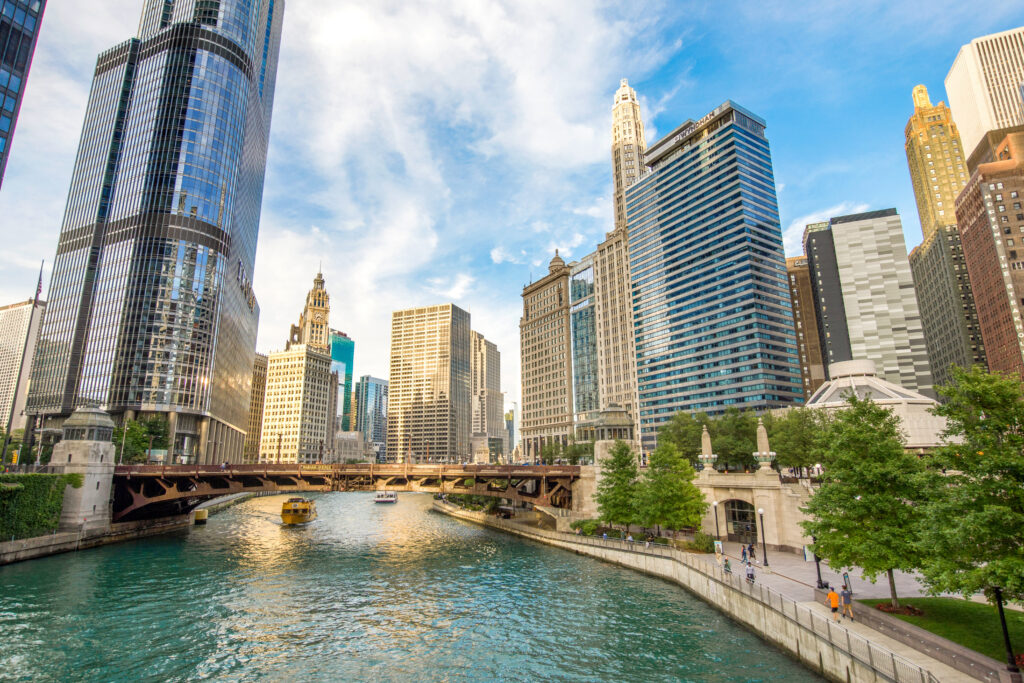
[{"x1": 51, "y1": 408, "x2": 116, "y2": 534}]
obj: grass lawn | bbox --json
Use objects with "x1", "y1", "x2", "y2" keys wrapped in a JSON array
[{"x1": 859, "y1": 597, "x2": 1024, "y2": 663}]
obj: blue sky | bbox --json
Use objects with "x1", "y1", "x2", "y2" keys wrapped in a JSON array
[{"x1": 0, "y1": 0, "x2": 1022, "y2": 410}]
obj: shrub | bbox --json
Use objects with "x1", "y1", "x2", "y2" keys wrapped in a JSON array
[
  {"x1": 0, "y1": 473, "x2": 82, "y2": 540},
  {"x1": 685, "y1": 530, "x2": 715, "y2": 553},
  {"x1": 570, "y1": 519, "x2": 600, "y2": 536}
]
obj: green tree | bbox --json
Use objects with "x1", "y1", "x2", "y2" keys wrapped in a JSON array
[
  {"x1": 658, "y1": 411, "x2": 708, "y2": 466},
  {"x1": 113, "y1": 420, "x2": 151, "y2": 464},
  {"x1": 141, "y1": 415, "x2": 169, "y2": 450},
  {"x1": 638, "y1": 442, "x2": 707, "y2": 538},
  {"x1": 596, "y1": 440, "x2": 640, "y2": 533},
  {"x1": 540, "y1": 440, "x2": 562, "y2": 465},
  {"x1": 711, "y1": 408, "x2": 757, "y2": 470},
  {"x1": 918, "y1": 366, "x2": 1024, "y2": 609},
  {"x1": 769, "y1": 408, "x2": 828, "y2": 472},
  {"x1": 801, "y1": 395, "x2": 924, "y2": 608},
  {"x1": 565, "y1": 439, "x2": 593, "y2": 465}
]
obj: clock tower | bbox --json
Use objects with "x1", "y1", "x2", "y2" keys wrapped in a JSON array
[{"x1": 288, "y1": 271, "x2": 330, "y2": 352}]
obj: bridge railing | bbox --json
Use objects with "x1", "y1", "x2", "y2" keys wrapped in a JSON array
[{"x1": 471, "y1": 513, "x2": 938, "y2": 683}]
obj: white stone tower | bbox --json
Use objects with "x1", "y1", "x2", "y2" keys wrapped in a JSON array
[{"x1": 53, "y1": 407, "x2": 116, "y2": 531}]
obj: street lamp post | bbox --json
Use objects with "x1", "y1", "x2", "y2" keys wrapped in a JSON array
[
  {"x1": 712, "y1": 501, "x2": 720, "y2": 540},
  {"x1": 994, "y1": 587, "x2": 1021, "y2": 675},
  {"x1": 757, "y1": 507, "x2": 769, "y2": 567},
  {"x1": 812, "y1": 535, "x2": 825, "y2": 589}
]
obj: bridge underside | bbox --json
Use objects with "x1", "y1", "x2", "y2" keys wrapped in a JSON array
[{"x1": 112, "y1": 465, "x2": 579, "y2": 522}]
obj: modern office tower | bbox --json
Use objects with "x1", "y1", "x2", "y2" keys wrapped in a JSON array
[
  {"x1": 905, "y1": 85, "x2": 969, "y2": 240},
  {"x1": 803, "y1": 210, "x2": 934, "y2": 395},
  {"x1": 956, "y1": 129, "x2": 1024, "y2": 376},
  {"x1": 520, "y1": 253, "x2": 573, "y2": 460},
  {"x1": 386, "y1": 304, "x2": 470, "y2": 463},
  {"x1": 288, "y1": 271, "x2": 330, "y2": 352},
  {"x1": 258, "y1": 344, "x2": 336, "y2": 464},
  {"x1": 354, "y1": 375, "x2": 388, "y2": 462},
  {"x1": 611, "y1": 78, "x2": 648, "y2": 230},
  {"x1": 945, "y1": 27, "x2": 1024, "y2": 157},
  {"x1": 625, "y1": 101, "x2": 801, "y2": 451},
  {"x1": 0, "y1": 0, "x2": 46, "y2": 188},
  {"x1": 329, "y1": 330, "x2": 355, "y2": 430},
  {"x1": 569, "y1": 254, "x2": 598, "y2": 437},
  {"x1": 785, "y1": 257, "x2": 825, "y2": 398},
  {"x1": 470, "y1": 330, "x2": 506, "y2": 455},
  {"x1": 242, "y1": 353, "x2": 267, "y2": 463},
  {"x1": 504, "y1": 407, "x2": 515, "y2": 455},
  {"x1": 0, "y1": 297, "x2": 44, "y2": 431},
  {"x1": 904, "y1": 84, "x2": 986, "y2": 387},
  {"x1": 26, "y1": 0, "x2": 284, "y2": 464}
]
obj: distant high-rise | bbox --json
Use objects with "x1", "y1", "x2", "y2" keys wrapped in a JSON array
[
  {"x1": 945, "y1": 27, "x2": 1024, "y2": 156},
  {"x1": 804, "y1": 210, "x2": 934, "y2": 395},
  {"x1": 289, "y1": 271, "x2": 330, "y2": 352},
  {"x1": 386, "y1": 304, "x2": 470, "y2": 463},
  {"x1": 956, "y1": 129, "x2": 1024, "y2": 377},
  {"x1": 0, "y1": 0, "x2": 46, "y2": 189},
  {"x1": 520, "y1": 253, "x2": 573, "y2": 460},
  {"x1": 258, "y1": 344, "x2": 335, "y2": 464},
  {"x1": 569, "y1": 253, "x2": 598, "y2": 430},
  {"x1": 354, "y1": 375, "x2": 387, "y2": 462},
  {"x1": 0, "y1": 297, "x2": 44, "y2": 431},
  {"x1": 329, "y1": 330, "x2": 355, "y2": 430},
  {"x1": 504, "y1": 407, "x2": 515, "y2": 456},
  {"x1": 786, "y1": 257, "x2": 825, "y2": 398},
  {"x1": 626, "y1": 101, "x2": 801, "y2": 451},
  {"x1": 27, "y1": 0, "x2": 284, "y2": 464},
  {"x1": 242, "y1": 353, "x2": 268, "y2": 463},
  {"x1": 470, "y1": 331, "x2": 505, "y2": 454},
  {"x1": 611, "y1": 78, "x2": 647, "y2": 231}
]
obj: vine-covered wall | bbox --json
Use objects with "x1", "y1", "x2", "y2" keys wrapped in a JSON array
[{"x1": 0, "y1": 473, "x2": 83, "y2": 541}]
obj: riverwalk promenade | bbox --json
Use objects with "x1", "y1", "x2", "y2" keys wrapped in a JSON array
[{"x1": 432, "y1": 501, "x2": 981, "y2": 683}]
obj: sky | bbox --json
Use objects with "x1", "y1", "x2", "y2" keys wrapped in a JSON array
[{"x1": 0, "y1": 0, "x2": 1022, "y2": 412}]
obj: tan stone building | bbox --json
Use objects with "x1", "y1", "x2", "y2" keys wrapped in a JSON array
[
  {"x1": 471, "y1": 330, "x2": 506, "y2": 456},
  {"x1": 386, "y1": 304, "x2": 471, "y2": 463},
  {"x1": 611, "y1": 78, "x2": 647, "y2": 231},
  {"x1": 785, "y1": 256, "x2": 825, "y2": 398},
  {"x1": 242, "y1": 353, "x2": 267, "y2": 463},
  {"x1": 0, "y1": 297, "x2": 45, "y2": 432},
  {"x1": 520, "y1": 253, "x2": 573, "y2": 459}
]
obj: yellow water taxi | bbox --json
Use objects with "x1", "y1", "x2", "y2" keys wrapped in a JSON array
[{"x1": 281, "y1": 497, "x2": 317, "y2": 525}]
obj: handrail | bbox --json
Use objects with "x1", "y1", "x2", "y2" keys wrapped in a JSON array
[{"x1": 437, "y1": 503, "x2": 939, "y2": 683}]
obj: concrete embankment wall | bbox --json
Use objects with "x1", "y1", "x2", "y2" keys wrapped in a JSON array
[
  {"x1": 433, "y1": 501, "x2": 939, "y2": 683},
  {"x1": 0, "y1": 516, "x2": 191, "y2": 565}
]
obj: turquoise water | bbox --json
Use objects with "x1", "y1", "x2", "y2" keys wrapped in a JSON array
[{"x1": 0, "y1": 493, "x2": 817, "y2": 681}]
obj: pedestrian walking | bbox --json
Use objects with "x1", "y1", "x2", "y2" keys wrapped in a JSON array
[
  {"x1": 723, "y1": 558, "x2": 732, "y2": 574},
  {"x1": 602, "y1": 532, "x2": 608, "y2": 540},
  {"x1": 745, "y1": 562, "x2": 755, "y2": 585},
  {"x1": 841, "y1": 585, "x2": 854, "y2": 621},
  {"x1": 626, "y1": 534, "x2": 634, "y2": 544},
  {"x1": 747, "y1": 542, "x2": 755, "y2": 559},
  {"x1": 740, "y1": 546, "x2": 747, "y2": 563},
  {"x1": 826, "y1": 585, "x2": 841, "y2": 622}
]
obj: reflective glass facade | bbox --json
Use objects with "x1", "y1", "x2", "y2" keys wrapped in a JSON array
[
  {"x1": 354, "y1": 375, "x2": 387, "y2": 462},
  {"x1": 329, "y1": 330, "x2": 354, "y2": 430},
  {"x1": 28, "y1": 0, "x2": 283, "y2": 463},
  {"x1": 626, "y1": 101, "x2": 801, "y2": 452},
  {"x1": 569, "y1": 254, "x2": 598, "y2": 422},
  {"x1": 0, "y1": 0, "x2": 45, "y2": 188}
]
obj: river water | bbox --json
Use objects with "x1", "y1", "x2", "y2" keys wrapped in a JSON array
[{"x1": 0, "y1": 493, "x2": 817, "y2": 681}]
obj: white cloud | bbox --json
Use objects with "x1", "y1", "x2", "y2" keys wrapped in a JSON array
[
  {"x1": 490, "y1": 246, "x2": 525, "y2": 265},
  {"x1": 782, "y1": 202, "x2": 871, "y2": 255},
  {"x1": 426, "y1": 273, "x2": 476, "y2": 301}
]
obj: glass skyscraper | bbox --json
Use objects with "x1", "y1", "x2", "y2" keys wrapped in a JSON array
[
  {"x1": 354, "y1": 375, "x2": 387, "y2": 462},
  {"x1": 569, "y1": 253, "x2": 598, "y2": 428},
  {"x1": 625, "y1": 101, "x2": 801, "y2": 452},
  {"x1": 329, "y1": 330, "x2": 354, "y2": 430},
  {"x1": 0, "y1": 0, "x2": 45, "y2": 188},
  {"x1": 27, "y1": 0, "x2": 284, "y2": 463}
]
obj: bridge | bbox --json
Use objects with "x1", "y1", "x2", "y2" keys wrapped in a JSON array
[{"x1": 112, "y1": 463, "x2": 582, "y2": 522}]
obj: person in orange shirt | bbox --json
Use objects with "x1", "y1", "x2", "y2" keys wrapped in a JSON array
[{"x1": 826, "y1": 585, "x2": 840, "y2": 621}]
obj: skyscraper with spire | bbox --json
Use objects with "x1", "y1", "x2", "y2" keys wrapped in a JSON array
[
  {"x1": 610, "y1": 79, "x2": 647, "y2": 231},
  {"x1": 27, "y1": 0, "x2": 284, "y2": 463}
]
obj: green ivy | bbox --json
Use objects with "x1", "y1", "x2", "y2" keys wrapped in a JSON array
[{"x1": 0, "y1": 473, "x2": 83, "y2": 541}]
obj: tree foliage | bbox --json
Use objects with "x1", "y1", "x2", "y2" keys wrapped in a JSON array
[
  {"x1": 595, "y1": 440, "x2": 640, "y2": 531},
  {"x1": 711, "y1": 408, "x2": 758, "y2": 470},
  {"x1": 658, "y1": 412, "x2": 708, "y2": 466},
  {"x1": 113, "y1": 416, "x2": 170, "y2": 464},
  {"x1": 801, "y1": 395, "x2": 922, "y2": 607},
  {"x1": 638, "y1": 442, "x2": 707, "y2": 536},
  {"x1": 768, "y1": 408, "x2": 829, "y2": 470},
  {"x1": 540, "y1": 441, "x2": 562, "y2": 465},
  {"x1": 918, "y1": 366, "x2": 1024, "y2": 603}
]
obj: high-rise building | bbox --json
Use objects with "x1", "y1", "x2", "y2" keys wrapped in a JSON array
[
  {"x1": 288, "y1": 271, "x2": 329, "y2": 352},
  {"x1": 386, "y1": 304, "x2": 470, "y2": 463},
  {"x1": 470, "y1": 330, "x2": 505, "y2": 455},
  {"x1": 611, "y1": 78, "x2": 647, "y2": 231},
  {"x1": 504, "y1": 407, "x2": 515, "y2": 456},
  {"x1": 242, "y1": 353, "x2": 267, "y2": 463},
  {"x1": 904, "y1": 84, "x2": 986, "y2": 388},
  {"x1": 956, "y1": 129, "x2": 1024, "y2": 377},
  {"x1": 904, "y1": 85, "x2": 969, "y2": 241},
  {"x1": 0, "y1": 0, "x2": 46, "y2": 189},
  {"x1": 258, "y1": 344, "x2": 335, "y2": 464},
  {"x1": 26, "y1": 0, "x2": 284, "y2": 464},
  {"x1": 354, "y1": 375, "x2": 387, "y2": 462},
  {"x1": 569, "y1": 253, "x2": 598, "y2": 435},
  {"x1": 945, "y1": 27, "x2": 1024, "y2": 157},
  {"x1": 520, "y1": 253, "x2": 573, "y2": 459},
  {"x1": 804, "y1": 210, "x2": 934, "y2": 395},
  {"x1": 625, "y1": 101, "x2": 801, "y2": 451},
  {"x1": 785, "y1": 257, "x2": 825, "y2": 398},
  {"x1": 329, "y1": 330, "x2": 355, "y2": 430},
  {"x1": 0, "y1": 297, "x2": 44, "y2": 431}
]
